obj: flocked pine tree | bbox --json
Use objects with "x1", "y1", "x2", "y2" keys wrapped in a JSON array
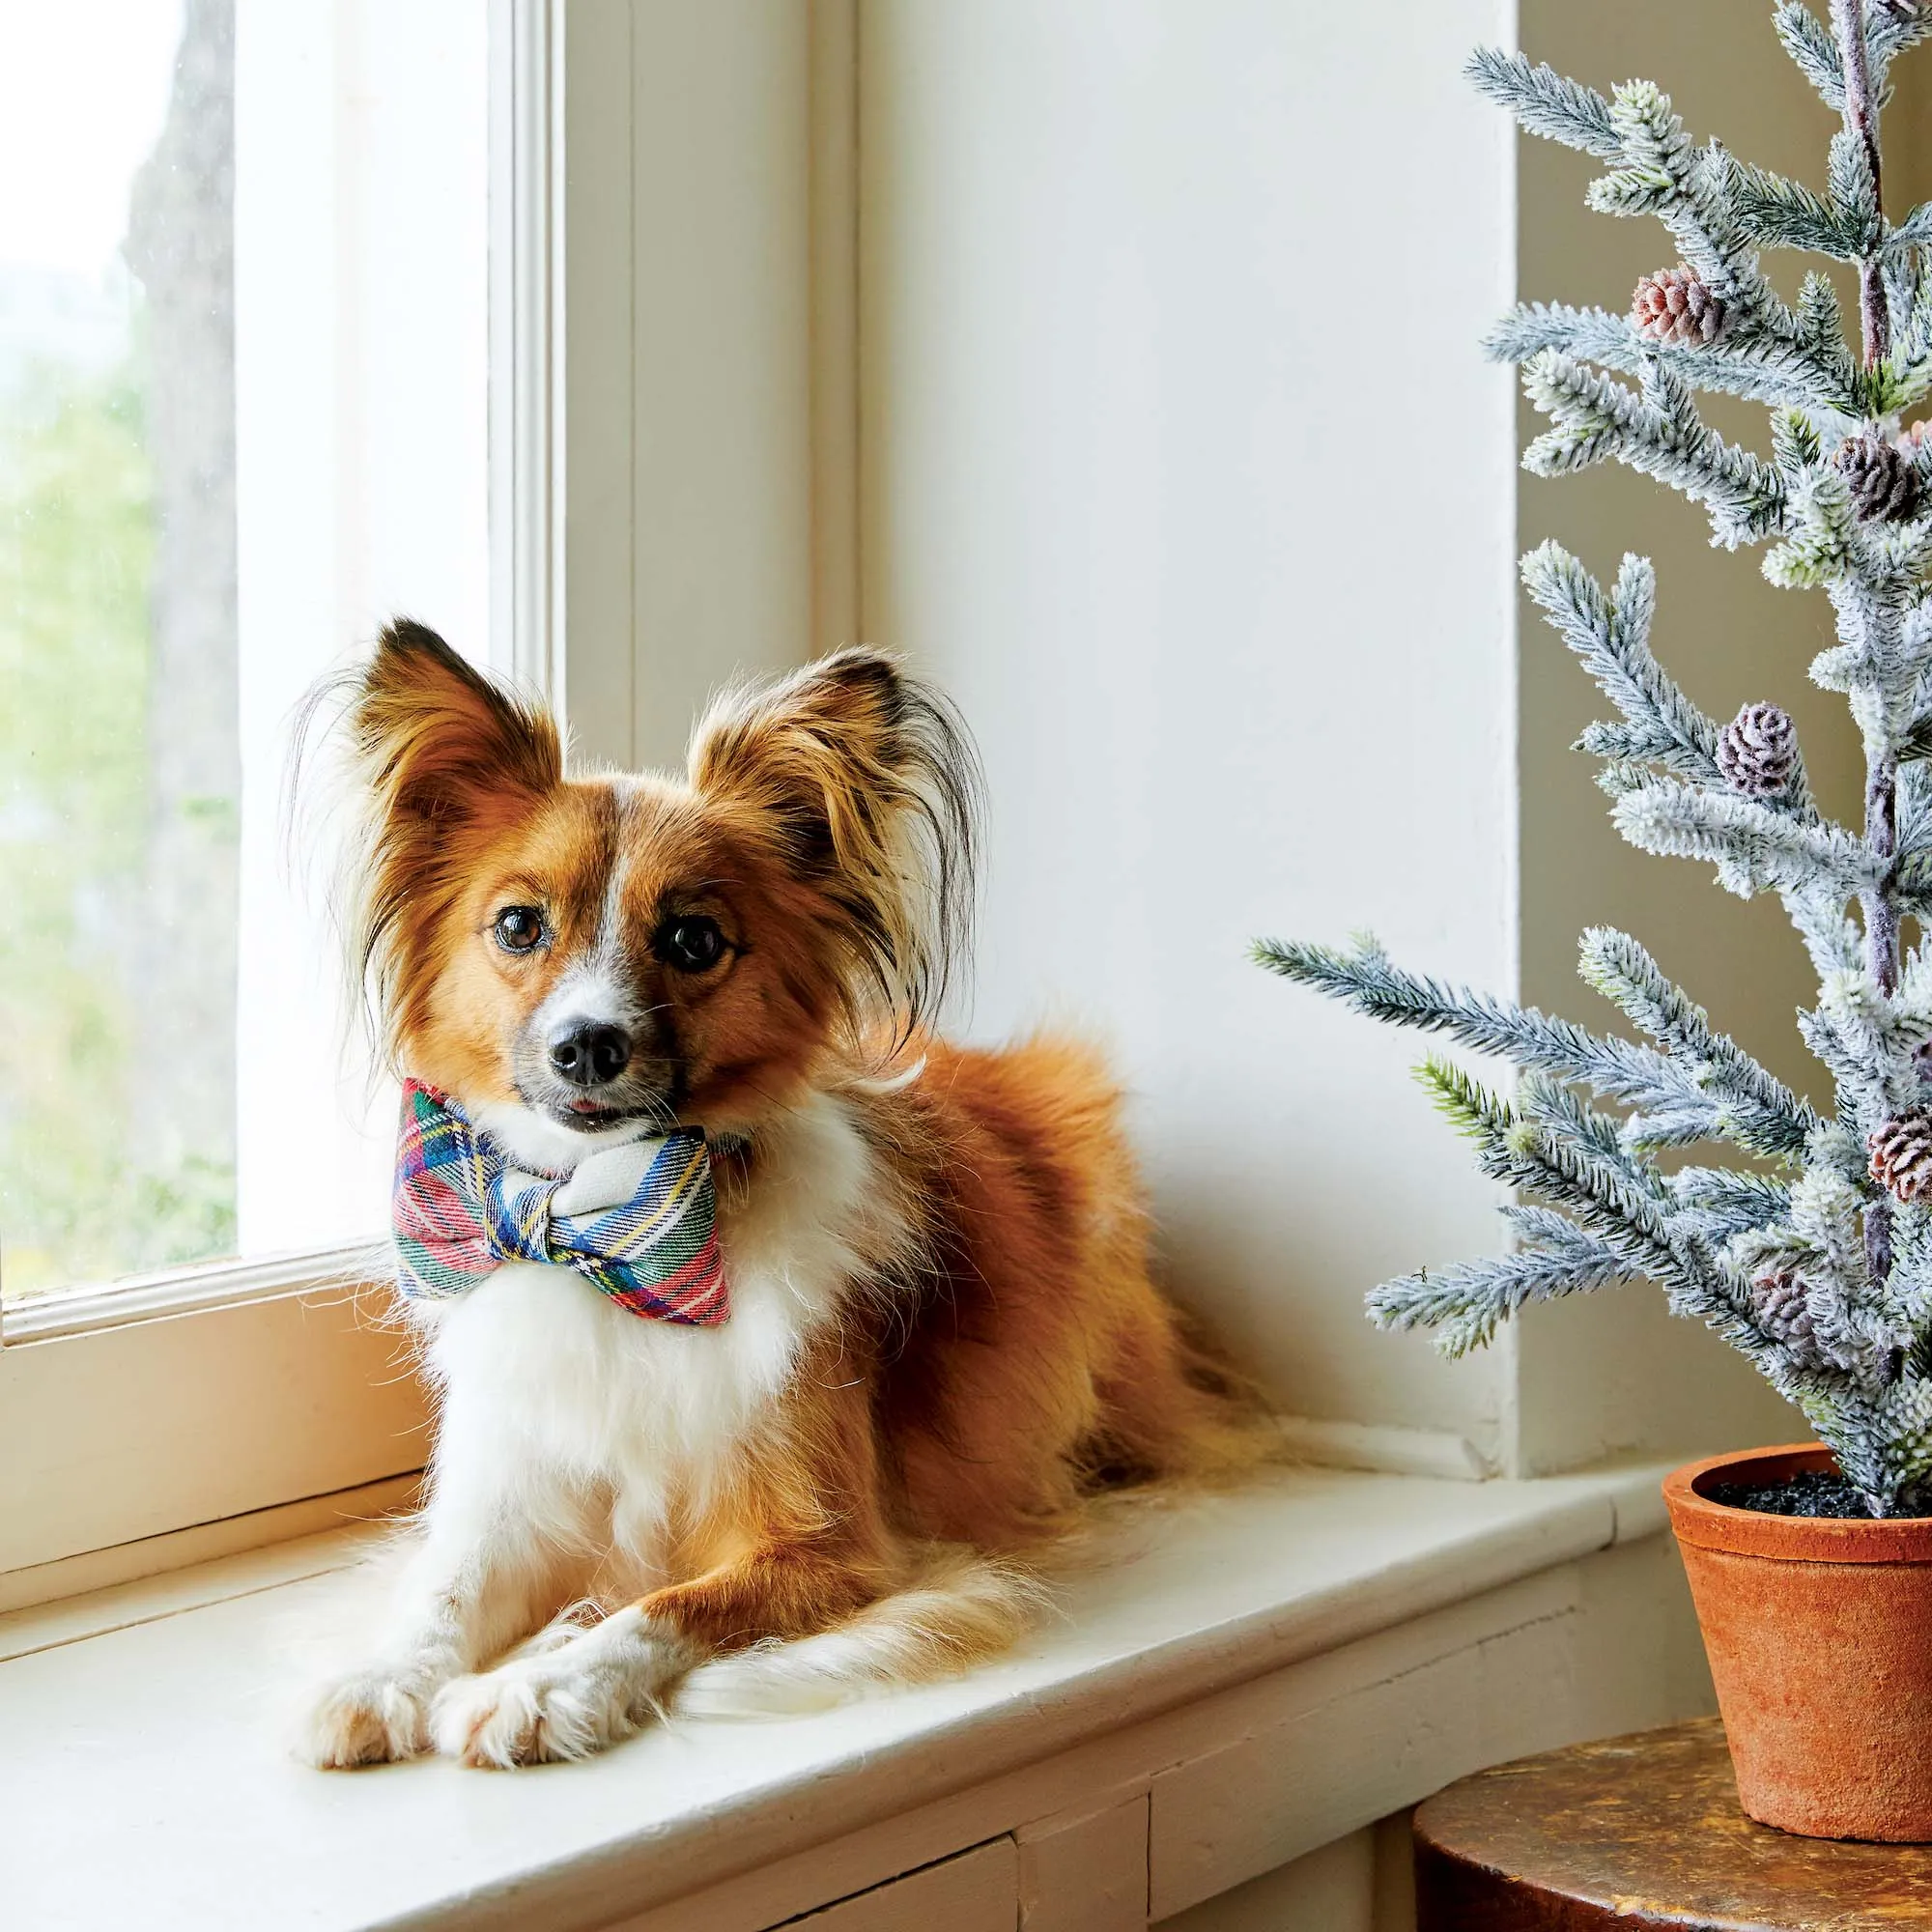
[{"x1": 1257, "y1": 0, "x2": 1932, "y2": 1514}]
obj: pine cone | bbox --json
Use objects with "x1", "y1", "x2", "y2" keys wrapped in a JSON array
[
  {"x1": 1870, "y1": 1110, "x2": 1932, "y2": 1202},
  {"x1": 1717, "y1": 702, "x2": 1799, "y2": 799},
  {"x1": 1750, "y1": 1268, "x2": 1817, "y2": 1350},
  {"x1": 1632, "y1": 266, "x2": 1729, "y2": 346},
  {"x1": 1836, "y1": 431, "x2": 1923, "y2": 523}
]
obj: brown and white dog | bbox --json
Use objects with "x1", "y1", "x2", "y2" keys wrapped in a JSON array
[{"x1": 298, "y1": 624, "x2": 1251, "y2": 1769}]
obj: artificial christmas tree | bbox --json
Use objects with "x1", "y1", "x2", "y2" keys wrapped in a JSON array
[
  {"x1": 1260, "y1": 0, "x2": 1932, "y2": 1520},
  {"x1": 1259, "y1": 1, "x2": 1932, "y2": 1836}
]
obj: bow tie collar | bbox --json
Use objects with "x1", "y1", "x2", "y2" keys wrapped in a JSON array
[{"x1": 392, "y1": 1080, "x2": 728, "y2": 1324}]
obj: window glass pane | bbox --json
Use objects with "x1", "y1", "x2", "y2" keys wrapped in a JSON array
[{"x1": 0, "y1": 0, "x2": 489, "y2": 1302}]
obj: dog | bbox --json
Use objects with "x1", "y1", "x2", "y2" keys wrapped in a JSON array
[{"x1": 298, "y1": 624, "x2": 1252, "y2": 1769}]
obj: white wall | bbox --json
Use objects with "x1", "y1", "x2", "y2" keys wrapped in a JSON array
[
  {"x1": 554, "y1": 2, "x2": 1846, "y2": 1476},
  {"x1": 859, "y1": 0, "x2": 1521, "y2": 1460}
]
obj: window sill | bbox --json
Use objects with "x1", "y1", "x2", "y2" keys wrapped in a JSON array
[{"x1": 0, "y1": 1461, "x2": 1697, "y2": 1932}]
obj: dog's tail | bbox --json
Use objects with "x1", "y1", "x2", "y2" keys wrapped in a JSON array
[{"x1": 673, "y1": 1547, "x2": 1047, "y2": 1719}]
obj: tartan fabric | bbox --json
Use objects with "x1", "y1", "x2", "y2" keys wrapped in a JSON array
[{"x1": 392, "y1": 1079, "x2": 728, "y2": 1324}]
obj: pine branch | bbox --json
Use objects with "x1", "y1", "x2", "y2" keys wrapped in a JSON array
[
  {"x1": 1798, "y1": 972, "x2": 1922, "y2": 1129},
  {"x1": 1465, "y1": 48, "x2": 1619, "y2": 156},
  {"x1": 1249, "y1": 936, "x2": 1686, "y2": 1108},
  {"x1": 1670, "y1": 1164, "x2": 1795, "y2": 1241},
  {"x1": 1415, "y1": 1059, "x2": 1681, "y2": 1257},
  {"x1": 1487, "y1": 299, "x2": 1859, "y2": 416},
  {"x1": 1797, "y1": 1374, "x2": 1932, "y2": 1511},
  {"x1": 1727, "y1": 156, "x2": 1863, "y2": 259},
  {"x1": 1885, "y1": 838, "x2": 1932, "y2": 917},
  {"x1": 1811, "y1": 575, "x2": 1918, "y2": 729},
  {"x1": 1578, "y1": 926, "x2": 1824, "y2": 1158},
  {"x1": 1830, "y1": 127, "x2": 1887, "y2": 261},
  {"x1": 1883, "y1": 242, "x2": 1921, "y2": 362},
  {"x1": 1889, "y1": 780, "x2": 1932, "y2": 972},
  {"x1": 1368, "y1": 1236, "x2": 1632, "y2": 1356},
  {"x1": 1884, "y1": 260, "x2": 1932, "y2": 403},
  {"x1": 1521, "y1": 352, "x2": 1788, "y2": 546},
  {"x1": 1888, "y1": 200, "x2": 1932, "y2": 252},
  {"x1": 1783, "y1": 1163, "x2": 1912, "y2": 1381},
  {"x1": 1521, "y1": 544, "x2": 1729, "y2": 785},
  {"x1": 1766, "y1": 462, "x2": 1864, "y2": 589},
  {"x1": 1517, "y1": 1074, "x2": 1672, "y2": 1195},
  {"x1": 1898, "y1": 763, "x2": 1932, "y2": 860},
  {"x1": 1786, "y1": 883, "x2": 1872, "y2": 980},
  {"x1": 1777, "y1": 0, "x2": 1932, "y2": 110},
  {"x1": 1824, "y1": 0, "x2": 1916, "y2": 1221},
  {"x1": 1611, "y1": 779, "x2": 1875, "y2": 901},
  {"x1": 1255, "y1": 931, "x2": 1819, "y2": 1166},
  {"x1": 1586, "y1": 82, "x2": 1789, "y2": 341},
  {"x1": 1834, "y1": 0, "x2": 1892, "y2": 361},
  {"x1": 1871, "y1": 1, "x2": 1932, "y2": 67},
  {"x1": 1622, "y1": 1102, "x2": 1738, "y2": 1150},
  {"x1": 1502, "y1": 1203, "x2": 1619, "y2": 1247},
  {"x1": 1422, "y1": 1063, "x2": 1775, "y2": 1350},
  {"x1": 1779, "y1": 0, "x2": 1855, "y2": 108},
  {"x1": 1793, "y1": 274, "x2": 1873, "y2": 414},
  {"x1": 1884, "y1": 1199, "x2": 1932, "y2": 1324},
  {"x1": 1896, "y1": 926, "x2": 1932, "y2": 1011}
]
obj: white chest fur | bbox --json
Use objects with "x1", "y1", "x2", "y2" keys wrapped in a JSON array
[{"x1": 408, "y1": 1091, "x2": 884, "y2": 1556}]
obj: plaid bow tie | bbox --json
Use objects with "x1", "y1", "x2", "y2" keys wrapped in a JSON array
[{"x1": 391, "y1": 1079, "x2": 728, "y2": 1324}]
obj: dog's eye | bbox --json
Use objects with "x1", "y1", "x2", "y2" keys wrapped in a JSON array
[
  {"x1": 493, "y1": 906, "x2": 546, "y2": 953},
  {"x1": 656, "y1": 914, "x2": 726, "y2": 973}
]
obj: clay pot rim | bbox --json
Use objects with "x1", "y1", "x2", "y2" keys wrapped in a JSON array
[{"x1": 1665, "y1": 1441, "x2": 1932, "y2": 1562}]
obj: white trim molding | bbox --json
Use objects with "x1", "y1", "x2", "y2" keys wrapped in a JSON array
[
  {"x1": 0, "y1": 1242, "x2": 384, "y2": 1348},
  {"x1": 558, "y1": 0, "x2": 832, "y2": 776},
  {"x1": 1272, "y1": 1415, "x2": 1493, "y2": 1485},
  {"x1": 0, "y1": 1282, "x2": 427, "y2": 1579},
  {"x1": 0, "y1": 1473, "x2": 420, "y2": 1624},
  {"x1": 489, "y1": 0, "x2": 562, "y2": 699}
]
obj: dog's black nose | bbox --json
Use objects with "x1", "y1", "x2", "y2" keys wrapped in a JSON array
[{"x1": 549, "y1": 1022, "x2": 632, "y2": 1088}]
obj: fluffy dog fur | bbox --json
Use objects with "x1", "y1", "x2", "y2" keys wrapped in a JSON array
[{"x1": 298, "y1": 627, "x2": 1254, "y2": 1770}]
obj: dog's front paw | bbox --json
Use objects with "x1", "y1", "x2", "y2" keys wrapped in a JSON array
[
  {"x1": 432, "y1": 1608, "x2": 686, "y2": 1768},
  {"x1": 297, "y1": 1663, "x2": 442, "y2": 1769}
]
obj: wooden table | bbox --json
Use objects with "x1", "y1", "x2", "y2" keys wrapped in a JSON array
[{"x1": 1411, "y1": 1718, "x2": 1932, "y2": 1929}]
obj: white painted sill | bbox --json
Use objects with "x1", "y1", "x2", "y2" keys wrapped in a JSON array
[{"x1": 0, "y1": 1463, "x2": 1680, "y2": 1932}]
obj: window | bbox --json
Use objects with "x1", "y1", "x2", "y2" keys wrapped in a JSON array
[
  {"x1": 0, "y1": 0, "x2": 490, "y2": 1310},
  {"x1": 0, "y1": 1, "x2": 798, "y2": 1595}
]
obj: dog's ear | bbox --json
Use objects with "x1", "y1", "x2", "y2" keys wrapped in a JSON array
[
  {"x1": 353, "y1": 620, "x2": 559, "y2": 828},
  {"x1": 689, "y1": 649, "x2": 981, "y2": 1036},
  {"x1": 345, "y1": 621, "x2": 561, "y2": 1054}
]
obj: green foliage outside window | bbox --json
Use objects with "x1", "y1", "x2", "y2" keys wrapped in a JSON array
[{"x1": 0, "y1": 352, "x2": 236, "y2": 1296}]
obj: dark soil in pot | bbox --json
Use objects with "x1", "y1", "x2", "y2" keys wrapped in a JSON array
[{"x1": 1705, "y1": 1469, "x2": 1932, "y2": 1518}]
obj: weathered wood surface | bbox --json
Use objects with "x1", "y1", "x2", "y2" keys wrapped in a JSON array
[{"x1": 1413, "y1": 1717, "x2": 1932, "y2": 1930}]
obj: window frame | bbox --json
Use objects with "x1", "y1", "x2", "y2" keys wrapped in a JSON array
[
  {"x1": 2, "y1": 0, "x2": 844, "y2": 1602},
  {"x1": 0, "y1": 0, "x2": 567, "y2": 1593}
]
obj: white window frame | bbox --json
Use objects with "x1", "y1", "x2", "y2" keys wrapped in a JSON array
[
  {"x1": 0, "y1": 1, "x2": 558, "y2": 1596},
  {"x1": 1, "y1": 0, "x2": 847, "y2": 1605}
]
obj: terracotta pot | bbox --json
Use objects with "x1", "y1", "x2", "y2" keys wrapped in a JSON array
[{"x1": 1664, "y1": 1442, "x2": 1932, "y2": 1841}]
